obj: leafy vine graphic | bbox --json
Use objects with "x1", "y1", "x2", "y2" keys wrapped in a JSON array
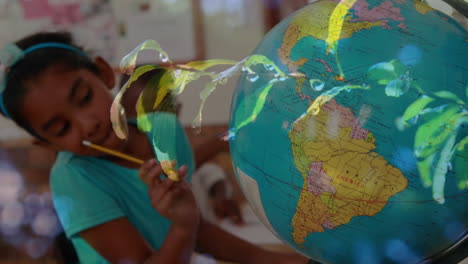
[
  {"x1": 109, "y1": 40, "x2": 304, "y2": 166},
  {"x1": 111, "y1": 38, "x2": 466, "y2": 204},
  {"x1": 367, "y1": 59, "x2": 467, "y2": 203}
]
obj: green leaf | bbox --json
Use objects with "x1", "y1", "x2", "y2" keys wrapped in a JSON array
[
  {"x1": 456, "y1": 136, "x2": 468, "y2": 151},
  {"x1": 414, "y1": 105, "x2": 461, "y2": 158},
  {"x1": 242, "y1": 55, "x2": 288, "y2": 80},
  {"x1": 136, "y1": 98, "x2": 151, "y2": 132},
  {"x1": 192, "y1": 82, "x2": 216, "y2": 129},
  {"x1": 433, "y1": 91, "x2": 464, "y2": 104},
  {"x1": 119, "y1": 39, "x2": 171, "y2": 74},
  {"x1": 367, "y1": 62, "x2": 398, "y2": 85},
  {"x1": 231, "y1": 79, "x2": 278, "y2": 133},
  {"x1": 417, "y1": 153, "x2": 435, "y2": 188},
  {"x1": 186, "y1": 59, "x2": 237, "y2": 71},
  {"x1": 191, "y1": 57, "x2": 264, "y2": 129},
  {"x1": 110, "y1": 64, "x2": 161, "y2": 138},
  {"x1": 401, "y1": 95, "x2": 434, "y2": 127},
  {"x1": 136, "y1": 71, "x2": 167, "y2": 131},
  {"x1": 454, "y1": 146, "x2": 468, "y2": 190},
  {"x1": 307, "y1": 84, "x2": 370, "y2": 115},
  {"x1": 385, "y1": 79, "x2": 410, "y2": 97},
  {"x1": 432, "y1": 132, "x2": 457, "y2": 204},
  {"x1": 390, "y1": 59, "x2": 406, "y2": 76}
]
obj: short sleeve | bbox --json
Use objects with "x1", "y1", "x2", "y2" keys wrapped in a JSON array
[{"x1": 50, "y1": 160, "x2": 125, "y2": 238}]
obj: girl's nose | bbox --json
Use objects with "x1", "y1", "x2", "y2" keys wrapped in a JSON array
[{"x1": 77, "y1": 115, "x2": 100, "y2": 140}]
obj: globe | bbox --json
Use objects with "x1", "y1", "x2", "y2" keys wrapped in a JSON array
[{"x1": 228, "y1": 0, "x2": 468, "y2": 263}]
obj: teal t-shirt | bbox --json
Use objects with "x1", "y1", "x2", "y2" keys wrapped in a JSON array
[{"x1": 50, "y1": 112, "x2": 195, "y2": 263}]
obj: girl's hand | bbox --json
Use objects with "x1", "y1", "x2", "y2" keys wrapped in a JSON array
[{"x1": 139, "y1": 159, "x2": 200, "y2": 229}]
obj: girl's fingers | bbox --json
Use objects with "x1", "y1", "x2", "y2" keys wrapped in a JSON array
[
  {"x1": 177, "y1": 165, "x2": 189, "y2": 180},
  {"x1": 139, "y1": 159, "x2": 158, "y2": 184},
  {"x1": 147, "y1": 161, "x2": 191, "y2": 210},
  {"x1": 147, "y1": 165, "x2": 164, "y2": 190},
  {"x1": 154, "y1": 185, "x2": 183, "y2": 214},
  {"x1": 150, "y1": 175, "x2": 176, "y2": 202}
]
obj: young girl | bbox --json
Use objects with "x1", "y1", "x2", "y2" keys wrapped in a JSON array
[
  {"x1": 119, "y1": 69, "x2": 244, "y2": 226},
  {"x1": 0, "y1": 31, "x2": 308, "y2": 263}
]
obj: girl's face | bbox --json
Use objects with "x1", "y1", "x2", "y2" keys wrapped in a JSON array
[{"x1": 20, "y1": 59, "x2": 126, "y2": 156}]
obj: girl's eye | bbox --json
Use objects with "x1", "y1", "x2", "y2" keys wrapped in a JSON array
[
  {"x1": 79, "y1": 89, "x2": 93, "y2": 106},
  {"x1": 56, "y1": 122, "x2": 70, "y2": 137}
]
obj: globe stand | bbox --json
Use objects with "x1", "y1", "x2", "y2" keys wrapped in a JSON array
[{"x1": 427, "y1": 232, "x2": 468, "y2": 264}]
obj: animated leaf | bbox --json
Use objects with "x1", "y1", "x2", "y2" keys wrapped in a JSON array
[
  {"x1": 399, "y1": 95, "x2": 434, "y2": 128},
  {"x1": 367, "y1": 60, "x2": 405, "y2": 85},
  {"x1": 454, "y1": 139, "x2": 468, "y2": 189},
  {"x1": 414, "y1": 105, "x2": 461, "y2": 159},
  {"x1": 231, "y1": 79, "x2": 279, "y2": 135},
  {"x1": 307, "y1": 84, "x2": 369, "y2": 115},
  {"x1": 111, "y1": 64, "x2": 161, "y2": 138},
  {"x1": 432, "y1": 132, "x2": 457, "y2": 204},
  {"x1": 432, "y1": 91, "x2": 464, "y2": 104}
]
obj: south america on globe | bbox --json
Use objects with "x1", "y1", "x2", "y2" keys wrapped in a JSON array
[{"x1": 228, "y1": 0, "x2": 467, "y2": 263}]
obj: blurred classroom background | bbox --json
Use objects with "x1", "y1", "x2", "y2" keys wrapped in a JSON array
[{"x1": 0, "y1": 0, "x2": 466, "y2": 263}]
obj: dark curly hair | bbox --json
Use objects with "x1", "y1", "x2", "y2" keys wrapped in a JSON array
[{"x1": 2, "y1": 31, "x2": 99, "y2": 140}]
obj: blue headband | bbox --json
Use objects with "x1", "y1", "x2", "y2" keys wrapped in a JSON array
[{"x1": 0, "y1": 42, "x2": 87, "y2": 119}]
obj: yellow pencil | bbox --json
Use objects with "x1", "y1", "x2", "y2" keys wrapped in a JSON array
[
  {"x1": 82, "y1": 140, "x2": 144, "y2": 165},
  {"x1": 82, "y1": 140, "x2": 180, "y2": 181}
]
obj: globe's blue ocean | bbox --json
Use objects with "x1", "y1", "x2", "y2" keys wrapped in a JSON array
[{"x1": 229, "y1": 1, "x2": 467, "y2": 263}]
